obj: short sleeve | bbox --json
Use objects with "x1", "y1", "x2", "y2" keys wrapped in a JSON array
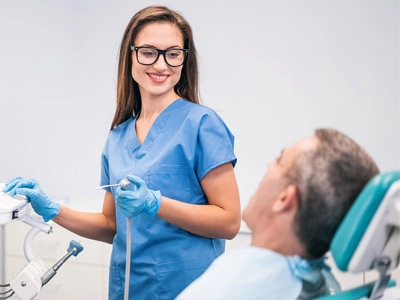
[
  {"x1": 195, "y1": 111, "x2": 237, "y2": 180},
  {"x1": 100, "y1": 138, "x2": 112, "y2": 192}
]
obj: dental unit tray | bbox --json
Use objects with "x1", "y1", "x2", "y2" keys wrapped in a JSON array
[{"x1": 0, "y1": 183, "x2": 30, "y2": 225}]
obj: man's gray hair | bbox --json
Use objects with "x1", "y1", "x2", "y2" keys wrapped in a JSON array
[{"x1": 287, "y1": 128, "x2": 379, "y2": 258}]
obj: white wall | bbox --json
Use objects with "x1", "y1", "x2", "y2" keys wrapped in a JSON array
[
  {"x1": 0, "y1": 0, "x2": 399, "y2": 206},
  {"x1": 0, "y1": 0, "x2": 399, "y2": 298}
]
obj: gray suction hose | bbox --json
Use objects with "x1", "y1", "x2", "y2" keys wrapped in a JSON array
[
  {"x1": 125, "y1": 217, "x2": 131, "y2": 300},
  {"x1": 119, "y1": 179, "x2": 132, "y2": 300},
  {"x1": 97, "y1": 179, "x2": 132, "y2": 300}
]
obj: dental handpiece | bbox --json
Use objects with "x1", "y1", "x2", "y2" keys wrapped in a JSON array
[
  {"x1": 41, "y1": 240, "x2": 84, "y2": 286},
  {"x1": 96, "y1": 178, "x2": 131, "y2": 190}
]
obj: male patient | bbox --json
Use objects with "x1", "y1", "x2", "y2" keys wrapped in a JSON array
[{"x1": 176, "y1": 128, "x2": 379, "y2": 300}]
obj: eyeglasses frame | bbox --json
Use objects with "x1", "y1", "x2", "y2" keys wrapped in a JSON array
[{"x1": 131, "y1": 46, "x2": 189, "y2": 67}]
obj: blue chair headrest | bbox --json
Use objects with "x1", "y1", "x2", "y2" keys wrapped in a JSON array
[{"x1": 330, "y1": 170, "x2": 400, "y2": 272}]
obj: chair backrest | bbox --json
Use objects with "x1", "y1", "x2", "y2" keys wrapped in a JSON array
[{"x1": 316, "y1": 170, "x2": 400, "y2": 300}]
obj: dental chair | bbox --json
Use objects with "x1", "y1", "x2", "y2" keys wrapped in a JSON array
[{"x1": 316, "y1": 170, "x2": 400, "y2": 300}]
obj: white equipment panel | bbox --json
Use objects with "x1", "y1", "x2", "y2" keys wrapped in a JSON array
[{"x1": 0, "y1": 183, "x2": 30, "y2": 225}]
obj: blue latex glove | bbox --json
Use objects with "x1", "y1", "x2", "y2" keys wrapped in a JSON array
[
  {"x1": 115, "y1": 175, "x2": 161, "y2": 218},
  {"x1": 2, "y1": 177, "x2": 61, "y2": 222}
]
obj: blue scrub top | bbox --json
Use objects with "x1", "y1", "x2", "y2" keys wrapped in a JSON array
[{"x1": 100, "y1": 99, "x2": 237, "y2": 300}]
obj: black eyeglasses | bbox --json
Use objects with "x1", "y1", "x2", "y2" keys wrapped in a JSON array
[{"x1": 131, "y1": 46, "x2": 188, "y2": 67}]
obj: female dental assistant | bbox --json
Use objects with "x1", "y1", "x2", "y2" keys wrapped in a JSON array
[
  {"x1": 103, "y1": 6, "x2": 241, "y2": 298},
  {"x1": 3, "y1": 5, "x2": 241, "y2": 300}
]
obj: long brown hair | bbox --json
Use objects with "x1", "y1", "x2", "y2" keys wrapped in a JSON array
[{"x1": 111, "y1": 5, "x2": 200, "y2": 130}]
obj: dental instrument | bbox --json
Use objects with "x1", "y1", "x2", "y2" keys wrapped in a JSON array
[
  {"x1": 0, "y1": 184, "x2": 84, "y2": 300},
  {"x1": 9, "y1": 240, "x2": 84, "y2": 300},
  {"x1": 40, "y1": 240, "x2": 84, "y2": 286},
  {"x1": 96, "y1": 179, "x2": 131, "y2": 190}
]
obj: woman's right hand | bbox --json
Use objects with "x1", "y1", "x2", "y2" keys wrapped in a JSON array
[{"x1": 3, "y1": 177, "x2": 61, "y2": 222}]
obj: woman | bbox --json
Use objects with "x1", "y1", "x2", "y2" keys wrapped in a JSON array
[{"x1": 3, "y1": 5, "x2": 240, "y2": 299}]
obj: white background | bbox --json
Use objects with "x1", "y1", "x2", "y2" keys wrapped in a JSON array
[{"x1": 0, "y1": 0, "x2": 399, "y2": 209}]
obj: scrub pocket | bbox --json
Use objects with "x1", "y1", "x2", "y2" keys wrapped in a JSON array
[{"x1": 147, "y1": 165, "x2": 191, "y2": 201}]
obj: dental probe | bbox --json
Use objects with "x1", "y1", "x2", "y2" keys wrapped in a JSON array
[{"x1": 96, "y1": 179, "x2": 131, "y2": 190}]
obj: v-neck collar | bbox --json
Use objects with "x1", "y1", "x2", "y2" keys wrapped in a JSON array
[{"x1": 127, "y1": 98, "x2": 185, "y2": 155}]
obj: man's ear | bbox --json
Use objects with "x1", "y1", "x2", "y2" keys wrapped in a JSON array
[{"x1": 272, "y1": 185, "x2": 298, "y2": 212}]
